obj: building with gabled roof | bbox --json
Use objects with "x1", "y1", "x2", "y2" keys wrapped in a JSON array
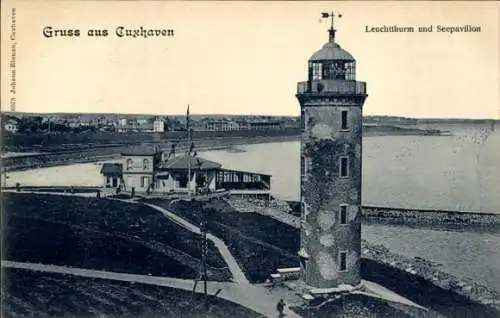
[
  {"x1": 100, "y1": 163, "x2": 123, "y2": 188},
  {"x1": 161, "y1": 155, "x2": 222, "y2": 170},
  {"x1": 100, "y1": 148, "x2": 271, "y2": 199}
]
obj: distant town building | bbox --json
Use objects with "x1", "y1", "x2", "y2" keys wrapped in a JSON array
[
  {"x1": 100, "y1": 148, "x2": 271, "y2": 199},
  {"x1": 153, "y1": 118, "x2": 166, "y2": 132},
  {"x1": 283, "y1": 118, "x2": 301, "y2": 129},
  {"x1": 206, "y1": 120, "x2": 240, "y2": 131},
  {"x1": 3, "y1": 119, "x2": 19, "y2": 133},
  {"x1": 237, "y1": 120, "x2": 283, "y2": 130},
  {"x1": 119, "y1": 118, "x2": 128, "y2": 126},
  {"x1": 296, "y1": 17, "x2": 367, "y2": 289},
  {"x1": 117, "y1": 123, "x2": 154, "y2": 133}
]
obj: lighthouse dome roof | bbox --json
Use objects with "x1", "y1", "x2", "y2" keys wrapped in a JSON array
[{"x1": 309, "y1": 41, "x2": 354, "y2": 62}]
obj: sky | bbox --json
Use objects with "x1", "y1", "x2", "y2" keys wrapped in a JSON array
[{"x1": 1, "y1": 1, "x2": 499, "y2": 118}]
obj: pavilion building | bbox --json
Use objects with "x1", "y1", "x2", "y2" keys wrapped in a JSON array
[{"x1": 100, "y1": 149, "x2": 271, "y2": 199}]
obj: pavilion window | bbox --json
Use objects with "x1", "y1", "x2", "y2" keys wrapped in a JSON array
[
  {"x1": 143, "y1": 159, "x2": 149, "y2": 170},
  {"x1": 141, "y1": 176, "x2": 150, "y2": 188},
  {"x1": 126, "y1": 159, "x2": 133, "y2": 170}
]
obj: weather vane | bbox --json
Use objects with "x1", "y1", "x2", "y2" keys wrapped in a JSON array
[{"x1": 320, "y1": 11, "x2": 342, "y2": 30}]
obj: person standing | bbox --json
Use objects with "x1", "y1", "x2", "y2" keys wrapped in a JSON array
[{"x1": 276, "y1": 299, "x2": 286, "y2": 317}]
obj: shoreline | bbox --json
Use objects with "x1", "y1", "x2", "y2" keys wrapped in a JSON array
[
  {"x1": 0, "y1": 135, "x2": 299, "y2": 172},
  {"x1": 362, "y1": 240, "x2": 500, "y2": 314},
  {"x1": 0, "y1": 127, "x2": 453, "y2": 173}
]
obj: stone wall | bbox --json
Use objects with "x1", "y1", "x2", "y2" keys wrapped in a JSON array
[
  {"x1": 287, "y1": 201, "x2": 499, "y2": 227},
  {"x1": 362, "y1": 206, "x2": 500, "y2": 227},
  {"x1": 361, "y1": 240, "x2": 500, "y2": 314},
  {"x1": 300, "y1": 103, "x2": 364, "y2": 288}
]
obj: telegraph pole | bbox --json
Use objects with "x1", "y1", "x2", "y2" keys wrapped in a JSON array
[
  {"x1": 2, "y1": 168, "x2": 7, "y2": 187},
  {"x1": 200, "y1": 208, "x2": 208, "y2": 300},
  {"x1": 191, "y1": 207, "x2": 214, "y2": 309}
]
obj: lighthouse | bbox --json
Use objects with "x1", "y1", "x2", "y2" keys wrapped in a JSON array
[{"x1": 296, "y1": 13, "x2": 367, "y2": 289}]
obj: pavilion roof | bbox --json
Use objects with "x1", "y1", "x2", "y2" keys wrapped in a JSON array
[{"x1": 162, "y1": 155, "x2": 222, "y2": 170}]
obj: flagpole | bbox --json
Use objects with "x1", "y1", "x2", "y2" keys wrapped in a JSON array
[
  {"x1": 187, "y1": 104, "x2": 192, "y2": 197},
  {"x1": 3, "y1": 168, "x2": 7, "y2": 187}
]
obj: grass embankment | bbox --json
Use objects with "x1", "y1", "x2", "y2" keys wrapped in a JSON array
[
  {"x1": 147, "y1": 198, "x2": 300, "y2": 283},
  {"x1": 2, "y1": 268, "x2": 264, "y2": 318},
  {"x1": 2, "y1": 193, "x2": 231, "y2": 281},
  {"x1": 149, "y1": 198, "x2": 500, "y2": 318},
  {"x1": 362, "y1": 259, "x2": 499, "y2": 318}
]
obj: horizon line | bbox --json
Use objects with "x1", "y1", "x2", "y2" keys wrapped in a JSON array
[{"x1": 2, "y1": 111, "x2": 499, "y2": 121}]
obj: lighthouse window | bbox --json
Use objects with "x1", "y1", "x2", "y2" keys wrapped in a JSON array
[
  {"x1": 345, "y1": 62, "x2": 356, "y2": 80},
  {"x1": 301, "y1": 200, "x2": 308, "y2": 220},
  {"x1": 339, "y1": 251, "x2": 347, "y2": 271},
  {"x1": 340, "y1": 156, "x2": 349, "y2": 177},
  {"x1": 300, "y1": 156, "x2": 305, "y2": 177},
  {"x1": 338, "y1": 62, "x2": 347, "y2": 79},
  {"x1": 340, "y1": 205, "x2": 348, "y2": 224},
  {"x1": 301, "y1": 109, "x2": 306, "y2": 131},
  {"x1": 312, "y1": 63, "x2": 322, "y2": 80},
  {"x1": 324, "y1": 62, "x2": 334, "y2": 79},
  {"x1": 341, "y1": 110, "x2": 348, "y2": 130}
]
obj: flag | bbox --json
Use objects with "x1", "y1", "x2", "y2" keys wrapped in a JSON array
[
  {"x1": 167, "y1": 143, "x2": 176, "y2": 159},
  {"x1": 321, "y1": 12, "x2": 330, "y2": 18}
]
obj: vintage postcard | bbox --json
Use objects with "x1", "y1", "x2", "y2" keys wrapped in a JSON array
[{"x1": 1, "y1": 1, "x2": 499, "y2": 317}]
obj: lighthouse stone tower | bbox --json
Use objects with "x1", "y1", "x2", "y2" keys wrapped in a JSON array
[{"x1": 296, "y1": 18, "x2": 367, "y2": 289}]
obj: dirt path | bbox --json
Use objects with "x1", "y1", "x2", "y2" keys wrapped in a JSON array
[
  {"x1": 2, "y1": 189, "x2": 99, "y2": 197},
  {"x1": 144, "y1": 203, "x2": 249, "y2": 285},
  {"x1": 2, "y1": 261, "x2": 301, "y2": 318}
]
